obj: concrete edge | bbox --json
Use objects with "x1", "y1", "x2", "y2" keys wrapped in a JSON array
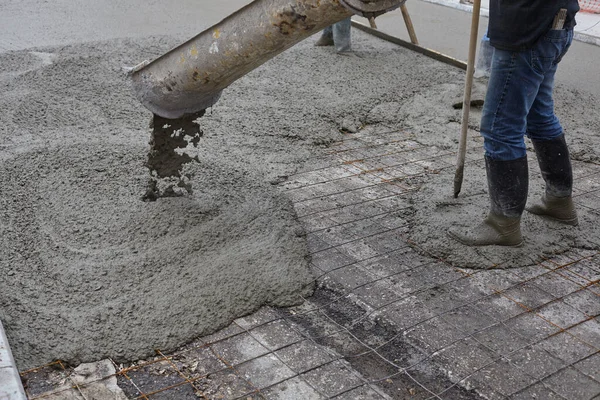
[
  {"x1": 0, "y1": 321, "x2": 27, "y2": 400},
  {"x1": 418, "y1": 0, "x2": 490, "y2": 17},
  {"x1": 416, "y1": 0, "x2": 600, "y2": 46},
  {"x1": 574, "y1": 31, "x2": 600, "y2": 46}
]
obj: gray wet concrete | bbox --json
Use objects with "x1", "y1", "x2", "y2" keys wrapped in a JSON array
[
  {"x1": 4, "y1": 1, "x2": 600, "y2": 399},
  {"x1": 21, "y1": 126, "x2": 600, "y2": 398}
]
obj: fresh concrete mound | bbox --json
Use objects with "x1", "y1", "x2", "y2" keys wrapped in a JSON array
[
  {"x1": 0, "y1": 37, "x2": 326, "y2": 369},
  {"x1": 407, "y1": 166, "x2": 600, "y2": 269},
  {"x1": 0, "y1": 142, "x2": 313, "y2": 369}
]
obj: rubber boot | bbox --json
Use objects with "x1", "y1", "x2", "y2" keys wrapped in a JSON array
[
  {"x1": 449, "y1": 156, "x2": 528, "y2": 246},
  {"x1": 527, "y1": 135, "x2": 578, "y2": 225},
  {"x1": 314, "y1": 25, "x2": 334, "y2": 47},
  {"x1": 332, "y1": 18, "x2": 352, "y2": 53}
]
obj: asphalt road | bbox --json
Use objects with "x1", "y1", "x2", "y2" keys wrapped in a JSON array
[
  {"x1": 1, "y1": 0, "x2": 597, "y2": 95},
  {"x1": 371, "y1": 1, "x2": 600, "y2": 95}
]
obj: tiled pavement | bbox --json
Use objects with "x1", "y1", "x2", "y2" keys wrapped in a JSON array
[{"x1": 21, "y1": 126, "x2": 600, "y2": 399}]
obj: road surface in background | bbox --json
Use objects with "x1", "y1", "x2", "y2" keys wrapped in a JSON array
[{"x1": 1, "y1": 0, "x2": 598, "y2": 95}]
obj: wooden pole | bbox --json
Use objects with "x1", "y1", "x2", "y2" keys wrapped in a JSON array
[
  {"x1": 453, "y1": 0, "x2": 481, "y2": 198},
  {"x1": 351, "y1": 20, "x2": 468, "y2": 70},
  {"x1": 368, "y1": 16, "x2": 378, "y2": 29},
  {"x1": 400, "y1": 4, "x2": 419, "y2": 45}
]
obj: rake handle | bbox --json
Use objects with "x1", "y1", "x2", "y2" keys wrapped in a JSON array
[{"x1": 454, "y1": 0, "x2": 482, "y2": 198}]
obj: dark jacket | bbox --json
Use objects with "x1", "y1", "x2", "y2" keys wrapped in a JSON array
[{"x1": 488, "y1": 0, "x2": 580, "y2": 51}]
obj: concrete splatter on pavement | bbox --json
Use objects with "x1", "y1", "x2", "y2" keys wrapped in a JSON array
[{"x1": 407, "y1": 166, "x2": 600, "y2": 269}]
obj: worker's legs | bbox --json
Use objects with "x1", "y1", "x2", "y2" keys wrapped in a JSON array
[
  {"x1": 527, "y1": 134, "x2": 578, "y2": 224},
  {"x1": 315, "y1": 19, "x2": 351, "y2": 52},
  {"x1": 526, "y1": 28, "x2": 578, "y2": 224},
  {"x1": 451, "y1": 28, "x2": 575, "y2": 246},
  {"x1": 315, "y1": 25, "x2": 334, "y2": 47},
  {"x1": 480, "y1": 48, "x2": 545, "y2": 161},
  {"x1": 525, "y1": 67, "x2": 562, "y2": 141},
  {"x1": 525, "y1": 28, "x2": 573, "y2": 142},
  {"x1": 450, "y1": 46, "x2": 541, "y2": 246},
  {"x1": 332, "y1": 18, "x2": 352, "y2": 53},
  {"x1": 449, "y1": 155, "x2": 528, "y2": 247},
  {"x1": 481, "y1": 28, "x2": 572, "y2": 159}
]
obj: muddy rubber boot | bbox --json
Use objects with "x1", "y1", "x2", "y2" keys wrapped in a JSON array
[
  {"x1": 527, "y1": 135, "x2": 578, "y2": 226},
  {"x1": 333, "y1": 18, "x2": 352, "y2": 53},
  {"x1": 528, "y1": 193, "x2": 578, "y2": 225},
  {"x1": 449, "y1": 156, "x2": 528, "y2": 247},
  {"x1": 315, "y1": 26, "x2": 334, "y2": 47}
]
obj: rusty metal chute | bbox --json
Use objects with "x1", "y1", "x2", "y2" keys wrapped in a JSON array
[{"x1": 131, "y1": 0, "x2": 405, "y2": 119}]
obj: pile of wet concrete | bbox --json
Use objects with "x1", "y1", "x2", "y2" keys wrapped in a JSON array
[
  {"x1": 1, "y1": 31, "x2": 599, "y2": 369},
  {"x1": 0, "y1": 38, "x2": 322, "y2": 368}
]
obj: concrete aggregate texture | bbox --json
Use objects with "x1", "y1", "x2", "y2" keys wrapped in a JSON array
[
  {"x1": 1, "y1": 0, "x2": 599, "y2": 399},
  {"x1": 0, "y1": 36, "x2": 318, "y2": 369}
]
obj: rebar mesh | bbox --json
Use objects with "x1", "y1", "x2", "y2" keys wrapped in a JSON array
[{"x1": 21, "y1": 127, "x2": 600, "y2": 399}]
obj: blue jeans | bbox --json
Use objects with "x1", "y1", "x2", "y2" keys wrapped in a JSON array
[
  {"x1": 323, "y1": 18, "x2": 352, "y2": 52},
  {"x1": 481, "y1": 28, "x2": 573, "y2": 160}
]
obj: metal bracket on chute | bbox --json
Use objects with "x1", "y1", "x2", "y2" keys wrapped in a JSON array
[{"x1": 339, "y1": 0, "x2": 407, "y2": 18}]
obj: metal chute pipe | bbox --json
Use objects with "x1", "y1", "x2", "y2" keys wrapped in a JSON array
[
  {"x1": 339, "y1": 0, "x2": 406, "y2": 18},
  {"x1": 131, "y1": 0, "x2": 404, "y2": 119}
]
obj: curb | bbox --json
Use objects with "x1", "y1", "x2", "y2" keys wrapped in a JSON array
[
  {"x1": 418, "y1": 0, "x2": 600, "y2": 46},
  {"x1": 0, "y1": 321, "x2": 26, "y2": 400},
  {"x1": 574, "y1": 31, "x2": 600, "y2": 46},
  {"x1": 420, "y1": 0, "x2": 489, "y2": 17}
]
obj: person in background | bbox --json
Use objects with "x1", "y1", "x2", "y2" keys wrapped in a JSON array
[
  {"x1": 314, "y1": 18, "x2": 352, "y2": 53},
  {"x1": 450, "y1": 0, "x2": 580, "y2": 246}
]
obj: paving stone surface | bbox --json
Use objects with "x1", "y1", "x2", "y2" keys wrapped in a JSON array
[{"x1": 21, "y1": 126, "x2": 600, "y2": 399}]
